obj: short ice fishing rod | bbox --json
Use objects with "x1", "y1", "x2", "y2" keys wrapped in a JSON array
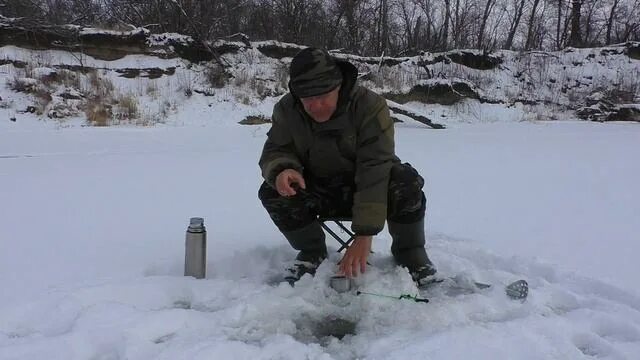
[{"x1": 356, "y1": 291, "x2": 429, "y2": 303}]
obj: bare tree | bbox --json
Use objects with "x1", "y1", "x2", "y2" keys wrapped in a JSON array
[
  {"x1": 413, "y1": 0, "x2": 434, "y2": 49},
  {"x1": 485, "y1": 2, "x2": 509, "y2": 50},
  {"x1": 441, "y1": 0, "x2": 451, "y2": 50},
  {"x1": 477, "y1": 0, "x2": 496, "y2": 48},
  {"x1": 504, "y1": 0, "x2": 526, "y2": 49},
  {"x1": 1, "y1": 0, "x2": 103, "y2": 25},
  {"x1": 245, "y1": 1, "x2": 275, "y2": 41},
  {"x1": 450, "y1": 0, "x2": 477, "y2": 49},
  {"x1": 583, "y1": 0, "x2": 603, "y2": 46},
  {"x1": 453, "y1": 0, "x2": 461, "y2": 47},
  {"x1": 525, "y1": 0, "x2": 542, "y2": 50},
  {"x1": 374, "y1": 0, "x2": 391, "y2": 54},
  {"x1": 0, "y1": 0, "x2": 45, "y2": 19},
  {"x1": 606, "y1": 0, "x2": 620, "y2": 44},
  {"x1": 568, "y1": 0, "x2": 583, "y2": 47},
  {"x1": 555, "y1": 0, "x2": 564, "y2": 49},
  {"x1": 396, "y1": 0, "x2": 419, "y2": 54},
  {"x1": 617, "y1": 0, "x2": 640, "y2": 42},
  {"x1": 413, "y1": 0, "x2": 450, "y2": 51},
  {"x1": 345, "y1": 0, "x2": 362, "y2": 52},
  {"x1": 331, "y1": 0, "x2": 366, "y2": 54}
]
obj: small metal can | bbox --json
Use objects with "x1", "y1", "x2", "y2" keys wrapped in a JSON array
[{"x1": 329, "y1": 275, "x2": 351, "y2": 293}]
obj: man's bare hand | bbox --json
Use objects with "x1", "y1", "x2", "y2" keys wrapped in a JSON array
[
  {"x1": 338, "y1": 236, "x2": 372, "y2": 278},
  {"x1": 275, "y1": 169, "x2": 306, "y2": 197}
]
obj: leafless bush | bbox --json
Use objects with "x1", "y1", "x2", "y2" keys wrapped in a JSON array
[
  {"x1": 49, "y1": 69, "x2": 81, "y2": 89},
  {"x1": 158, "y1": 99, "x2": 176, "y2": 120},
  {"x1": 566, "y1": 87, "x2": 584, "y2": 108},
  {"x1": 255, "y1": 79, "x2": 278, "y2": 99},
  {"x1": 9, "y1": 76, "x2": 38, "y2": 93},
  {"x1": 233, "y1": 90, "x2": 252, "y2": 105},
  {"x1": 205, "y1": 64, "x2": 229, "y2": 88},
  {"x1": 611, "y1": 69, "x2": 640, "y2": 103}
]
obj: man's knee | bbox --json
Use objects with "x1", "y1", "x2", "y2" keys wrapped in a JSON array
[
  {"x1": 258, "y1": 181, "x2": 316, "y2": 231},
  {"x1": 387, "y1": 163, "x2": 426, "y2": 223}
]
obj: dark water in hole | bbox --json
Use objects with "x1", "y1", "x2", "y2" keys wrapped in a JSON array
[{"x1": 294, "y1": 315, "x2": 357, "y2": 344}]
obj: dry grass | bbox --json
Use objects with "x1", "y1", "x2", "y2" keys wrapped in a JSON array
[
  {"x1": 33, "y1": 88, "x2": 52, "y2": 115},
  {"x1": 88, "y1": 70, "x2": 100, "y2": 88},
  {"x1": 81, "y1": 70, "x2": 121, "y2": 126},
  {"x1": 177, "y1": 71, "x2": 193, "y2": 97},
  {"x1": 146, "y1": 81, "x2": 159, "y2": 98},
  {"x1": 239, "y1": 114, "x2": 271, "y2": 125},
  {"x1": 114, "y1": 93, "x2": 139, "y2": 121},
  {"x1": 86, "y1": 70, "x2": 114, "y2": 98},
  {"x1": 275, "y1": 62, "x2": 289, "y2": 94},
  {"x1": 85, "y1": 98, "x2": 111, "y2": 126},
  {"x1": 233, "y1": 70, "x2": 250, "y2": 88}
]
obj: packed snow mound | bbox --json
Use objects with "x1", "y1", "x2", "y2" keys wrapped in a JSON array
[{"x1": 1, "y1": 236, "x2": 639, "y2": 360}]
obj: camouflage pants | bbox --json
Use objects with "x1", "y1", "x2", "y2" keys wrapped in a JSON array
[{"x1": 258, "y1": 162, "x2": 426, "y2": 232}]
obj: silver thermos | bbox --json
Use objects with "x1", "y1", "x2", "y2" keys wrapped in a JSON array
[{"x1": 184, "y1": 217, "x2": 206, "y2": 279}]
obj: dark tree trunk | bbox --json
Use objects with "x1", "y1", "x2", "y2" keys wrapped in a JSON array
[
  {"x1": 505, "y1": 0, "x2": 526, "y2": 49},
  {"x1": 442, "y1": 0, "x2": 451, "y2": 50},
  {"x1": 569, "y1": 0, "x2": 583, "y2": 47},
  {"x1": 606, "y1": 0, "x2": 620, "y2": 44},
  {"x1": 477, "y1": 0, "x2": 495, "y2": 49},
  {"x1": 525, "y1": 0, "x2": 541, "y2": 50}
]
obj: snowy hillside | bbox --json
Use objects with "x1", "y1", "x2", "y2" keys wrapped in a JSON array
[
  {"x1": 0, "y1": 33, "x2": 639, "y2": 128},
  {"x1": 1, "y1": 39, "x2": 640, "y2": 359}
]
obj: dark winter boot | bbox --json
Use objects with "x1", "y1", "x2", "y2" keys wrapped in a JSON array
[
  {"x1": 282, "y1": 221, "x2": 327, "y2": 285},
  {"x1": 388, "y1": 218, "x2": 438, "y2": 287}
]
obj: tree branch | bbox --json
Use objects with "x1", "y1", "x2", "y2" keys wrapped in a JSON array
[{"x1": 386, "y1": 100, "x2": 446, "y2": 129}]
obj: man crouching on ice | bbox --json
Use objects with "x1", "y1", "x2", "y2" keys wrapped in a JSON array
[{"x1": 258, "y1": 47, "x2": 437, "y2": 286}]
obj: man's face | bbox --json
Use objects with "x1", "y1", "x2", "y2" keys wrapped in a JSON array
[{"x1": 300, "y1": 86, "x2": 341, "y2": 123}]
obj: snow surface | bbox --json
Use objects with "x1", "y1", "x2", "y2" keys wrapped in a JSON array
[{"x1": 1, "y1": 116, "x2": 639, "y2": 359}]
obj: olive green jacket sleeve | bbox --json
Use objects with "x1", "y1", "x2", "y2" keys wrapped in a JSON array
[
  {"x1": 351, "y1": 95, "x2": 395, "y2": 235},
  {"x1": 259, "y1": 102, "x2": 304, "y2": 187}
]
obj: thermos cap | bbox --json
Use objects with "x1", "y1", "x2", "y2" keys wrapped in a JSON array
[
  {"x1": 188, "y1": 217, "x2": 205, "y2": 232},
  {"x1": 190, "y1": 217, "x2": 204, "y2": 226}
]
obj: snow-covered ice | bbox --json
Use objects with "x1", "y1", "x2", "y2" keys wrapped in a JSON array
[{"x1": 1, "y1": 114, "x2": 639, "y2": 359}]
